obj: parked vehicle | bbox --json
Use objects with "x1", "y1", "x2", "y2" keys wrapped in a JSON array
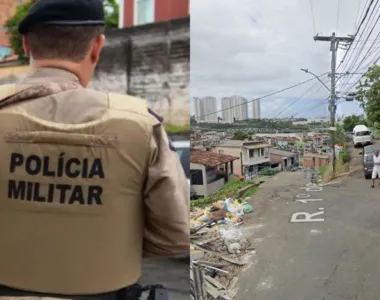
[
  {"x1": 172, "y1": 140, "x2": 190, "y2": 186},
  {"x1": 353, "y1": 125, "x2": 372, "y2": 147},
  {"x1": 362, "y1": 144, "x2": 380, "y2": 179}
]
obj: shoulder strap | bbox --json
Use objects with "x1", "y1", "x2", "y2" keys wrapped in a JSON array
[{"x1": 108, "y1": 93, "x2": 148, "y2": 115}]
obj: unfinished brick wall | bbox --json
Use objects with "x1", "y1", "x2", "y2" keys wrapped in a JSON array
[{"x1": 303, "y1": 157, "x2": 330, "y2": 168}]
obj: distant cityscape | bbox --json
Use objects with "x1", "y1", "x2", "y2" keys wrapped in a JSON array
[{"x1": 193, "y1": 96, "x2": 261, "y2": 123}]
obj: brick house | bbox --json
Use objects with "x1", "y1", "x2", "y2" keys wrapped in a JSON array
[
  {"x1": 119, "y1": 0, "x2": 189, "y2": 28},
  {"x1": 303, "y1": 153, "x2": 330, "y2": 168}
]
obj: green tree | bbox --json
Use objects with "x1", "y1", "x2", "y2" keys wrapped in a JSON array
[
  {"x1": 103, "y1": 0, "x2": 119, "y2": 28},
  {"x1": 356, "y1": 65, "x2": 380, "y2": 127},
  {"x1": 4, "y1": 0, "x2": 119, "y2": 63},
  {"x1": 190, "y1": 115, "x2": 197, "y2": 126},
  {"x1": 4, "y1": 1, "x2": 34, "y2": 63},
  {"x1": 232, "y1": 131, "x2": 252, "y2": 140},
  {"x1": 342, "y1": 114, "x2": 367, "y2": 132}
]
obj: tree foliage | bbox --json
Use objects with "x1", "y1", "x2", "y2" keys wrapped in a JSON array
[
  {"x1": 342, "y1": 114, "x2": 367, "y2": 132},
  {"x1": 4, "y1": 0, "x2": 119, "y2": 63},
  {"x1": 356, "y1": 65, "x2": 380, "y2": 127},
  {"x1": 4, "y1": 1, "x2": 34, "y2": 63},
  {"x1": 232, "y1": 130, "x2": 252, "y2": 140}
]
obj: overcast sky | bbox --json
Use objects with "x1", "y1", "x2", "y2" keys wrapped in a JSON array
[{"x1": 190, "y1": 0, "x2": 370, "y2": 118}]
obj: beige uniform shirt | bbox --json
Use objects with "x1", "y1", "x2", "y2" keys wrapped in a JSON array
[{"x1": 10, "y1": 67, "x2": 189, "y2": 257}]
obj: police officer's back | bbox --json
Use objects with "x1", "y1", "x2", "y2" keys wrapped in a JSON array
[{"x1": 0, "y1": 0, "x2": 189, "y2": 297}]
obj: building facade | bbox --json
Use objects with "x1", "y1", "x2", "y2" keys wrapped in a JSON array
[
  {"x1": 221, "y1": 95, "x2": 248, "y2": 123},
  {"x1": 252, "y1": 98, "x2": 261, "y2": 119},
  {"x1": 119, "y1": 0, "x2": 189, "y2": 28},
  {"x1": 0, "y1": 0, "x2": 23, "y2": 58},
  {"x1": 194, "y1": 96, "x2": 218, "y2": 123},
  {"x1": 213, "y1": 140, "x2": 270, "y2": 178}
]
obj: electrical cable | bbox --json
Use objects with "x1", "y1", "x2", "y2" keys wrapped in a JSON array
[{"x1": 196, "y1": 73, "x2": 329, "y2": 119}]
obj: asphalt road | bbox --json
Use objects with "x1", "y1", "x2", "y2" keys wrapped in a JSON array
[{"x1": 237, "y1": 161, "x2": 380, "y2": 300}]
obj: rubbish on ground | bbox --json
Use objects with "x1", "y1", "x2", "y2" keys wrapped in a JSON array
[
  {"x1": 190, "y1": 198, "x2": 255, "y2": 297},
  {"x1": 198, "y1": 264, "x2": 229, "y2": 275},
  {"x1": 243, "y1": 203, "x2": 253, "y2": 214},
  {"x1": 193, "y1": 243, "x2": 246, "y2": 266},
  {"x1": 190, "y1": 197, "x2": 253, "y2": 233},
  {"x1": 196, "y1": 260, "x2": 229, "y2": 269},
  {"x1": 207, "y1": 206, "x2": 227, "y2": 221}
]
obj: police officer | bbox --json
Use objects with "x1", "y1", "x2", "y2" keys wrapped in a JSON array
[{"x1": 0, "y1": 0, "x2": 189, "y2": 298}]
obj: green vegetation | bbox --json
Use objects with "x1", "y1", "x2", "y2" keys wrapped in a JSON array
[
  {"x1": 192, "y1": 118, "x2": 331, "y2": 132},
  {"x1": 342, "y1": 115, "x2": 368, "y2": 132},
  {"x1": 339, "y1": 151, "x2": 350, "y2": 164},
  {"x1": 356, "y1": 65, "x2": 380, "y2": 128},
  {"x1": 259, "y1": 167, "x2": 278, "y2": 176},
  {"x1": 165, "y1": 123, "x2": 190, "y2": 134},
  {"x1": 4, "y1": 1, "x2": 34, "y2": 63},
  {"x1": 191, "y1": 178, "x2": 258, "y2": 208},
  {"x1": 242, "y1": 186, "x2": 259, "y2": 198},
  {"x1": 319, "y1": 165, "x2": 329, "y2": 176},
  {"x1": 5, "y1": 0, "x2": 119, "y2": 63},
  {"x1": 232, "y1": 130, "x2": 252, "y2": 140}
]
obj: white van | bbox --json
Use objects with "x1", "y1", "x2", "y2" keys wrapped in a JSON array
[{"x1": 352, "y1": 125, "x2": 372, "y2": 147}]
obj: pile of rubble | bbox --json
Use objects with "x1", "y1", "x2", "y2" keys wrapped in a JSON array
[{"x1": 190, "y1": 198, "x2": 255, "y2": 299}]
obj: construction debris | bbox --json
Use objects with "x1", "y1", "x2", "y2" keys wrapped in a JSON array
[{"x1": 190, "y1": 199, "x2": 256, "y2": 299}]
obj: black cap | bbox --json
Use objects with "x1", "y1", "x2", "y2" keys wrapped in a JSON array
[{"x1": 18, "y1": 0, "x2": 105, "y2": 35}]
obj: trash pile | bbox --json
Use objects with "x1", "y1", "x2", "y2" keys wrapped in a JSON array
[
  {"x1": 190, "y1": 198, "x2": 255, "y2": 299},
  {"x1": 190, "y1": 198, "x2": 253, "y2": 230}
]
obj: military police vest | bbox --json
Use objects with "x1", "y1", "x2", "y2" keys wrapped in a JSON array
[{"x1": 0, "y1": 84, "x2": 152, "y2": 295}]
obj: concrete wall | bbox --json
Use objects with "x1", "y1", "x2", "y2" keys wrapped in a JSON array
[
  {"x1": 0, "y1": 17, "x2": 190, "y2": 125},
  {"x1": 190, "y1": 163, "x2": 229, "y2": 197},
  {"x1": 92, "y1": 17, "x2": 189, "y2": 125},
  {"x1": 213, "y1": 146, "x2": 243, "y2": 176}
]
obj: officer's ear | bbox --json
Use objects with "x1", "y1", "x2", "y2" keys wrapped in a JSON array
[
  {"x1": 90, "y1": 34, "x2": 105, "y2": 63},
  {"x1": 22, "y1": 35, "x2": 31, "y2": 57}
]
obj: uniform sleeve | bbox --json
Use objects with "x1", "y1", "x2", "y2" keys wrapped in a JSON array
[{"x1": 143, "y1": 111, "x2": 190, "y2": 257}]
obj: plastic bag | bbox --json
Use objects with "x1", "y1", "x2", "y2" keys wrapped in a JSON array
[
  {"x1": 243, "y1": 204, "x2": 253, "y2": 214},
  {"x1": 219, "y1": 226, "x2": 243, "y2": 243}
]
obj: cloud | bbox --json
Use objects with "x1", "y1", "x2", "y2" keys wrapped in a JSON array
[{"x1": 190, "y1": 0, "x2": 366, "y2": 117}]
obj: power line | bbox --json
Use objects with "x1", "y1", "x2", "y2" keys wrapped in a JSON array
[
  {"x1": 354, "y1": 0, "x2": 365, "y2": 30},
  {"x1": 309, "y1": 0, "x2": 316, "y2": 34},
  {"x1": 337, "y1": 0, "x2": 376, "y2": 70},
  {"x1": 338, "y1": 1, "x2": 380, "y2": 87},
  {"x1": 275, "y1": 74, "x2": 330, "y2": 118},
  {"x1": 197, "y1": 73, "x2": 329, "y2": 119}
]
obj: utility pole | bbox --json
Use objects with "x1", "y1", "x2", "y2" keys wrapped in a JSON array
[{"x1": 313, "y1": 32, "x2": 354, "y2": 178}]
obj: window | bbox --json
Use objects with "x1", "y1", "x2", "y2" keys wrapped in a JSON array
[
  {"x1": 356, "y1": 131, "x2": 370, "y2": 136},
  {"x1": 0, "y1": 46, "x2": 11, "y2": 57},
  {"x1": 261, "y1": 148, "x2": 264, "y2": 156},
  {"x1": 191, "y1": 169, "x2": 203, "y2": 185},
  {"x1": 249, "y1": 149, "x2": 254, "y2": 157},
  {"x1": 135, "y1": 0, "x2": 154, "y2": 26}
]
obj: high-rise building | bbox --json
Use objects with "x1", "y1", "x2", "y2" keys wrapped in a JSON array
[
  {"x1": 252, "y1": 99, "x2": 261, "y2": 119},
  {"x1": 221, "y1": 95, "x2": 248, "y2": 123},
  {"x1": 194, "y1": 97, "x2": 218, "y2": 123}
]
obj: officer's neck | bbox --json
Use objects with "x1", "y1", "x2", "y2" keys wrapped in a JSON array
[{"x1": 31, "y1": 60, "x2": 90, "y2": 87}]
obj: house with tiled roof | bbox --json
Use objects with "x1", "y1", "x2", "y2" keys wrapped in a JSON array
[{"x1": 190, "y1": 149, "x2": 238, "y2": 197}]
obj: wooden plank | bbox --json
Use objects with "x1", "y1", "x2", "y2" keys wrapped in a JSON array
[
  {"x1": 193, "y1": 243, "x2": 246, "y2": 266},
  {"x1": 204, "y1": 275, "x2": 227, "y2": 290},
  {"x1": 196, "y1": 260, "x2": 229, "y2": 268}
]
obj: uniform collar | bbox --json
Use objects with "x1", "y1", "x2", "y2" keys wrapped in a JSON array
[{"x1": 23, "y1": 67, "x2": 80, "y2": 84}]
